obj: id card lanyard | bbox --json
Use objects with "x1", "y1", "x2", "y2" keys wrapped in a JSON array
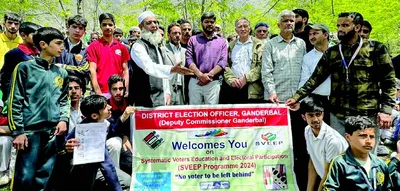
[{"x1": 338, "y1": 38, "x2": 363, "y2": 84}]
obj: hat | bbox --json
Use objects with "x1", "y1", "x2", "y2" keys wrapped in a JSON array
[
  {"x1": 0, "y1": 100, "x2": 3, "y2": 108},
  {"x1": 306, "y1": 23, "x2": 330, "y2": 33},
  {"x1": 129, "y1": 26, "x2": 140, "y2": 32},
  {"x1": 254, "y1": 22, "x2": 269, "y2": 30},
  {"x1": 138, "y1": 11, "x2": 156, "y2": 24}
]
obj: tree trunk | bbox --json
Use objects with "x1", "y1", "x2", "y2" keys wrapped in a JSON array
[
  {"x1": 200, "y1": 0, "x2": 206, "y2": 15},
  {"x1": 93, "y1": 0, "x2": 101, "y2": 32},
  {"x1": 77, "y1": 0, "x2": 83, "y2": 16},
  {"x1": 58, "y1": 0, "x2": 68, "y2": 30},
  {"x1": 183, "y1": 0, "x2": 188, "y2": 19}
]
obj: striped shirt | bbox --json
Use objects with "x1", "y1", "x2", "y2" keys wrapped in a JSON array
[{"x1": 261, "y1": 34, "x2": 306, "y2": 101}]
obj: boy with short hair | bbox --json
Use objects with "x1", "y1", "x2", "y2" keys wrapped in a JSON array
[
  {"x1": 301, "y1": 96, "x2": 348, "y2": 191},
  {"x1": 64, "y1": 95, "x2": 135, "y2": 191},
  {"x1": 87, "y1": 13, "x2": 130, "y2": 98},
  {"x1": 113, "y1": 28, "x2": 124, "y2": 43},
  {"x1": 8, "y1": 27, "x2": 69, "y2": 191},
  {"x1": 1, "y1": 21, "x2": 41, "y2": 100},
  {"x1": 113, "y1": 28, "x2": 130, "y2": 51},
  {"x1": 322, "y1": 116, "x2": 392, "y2": 190}
]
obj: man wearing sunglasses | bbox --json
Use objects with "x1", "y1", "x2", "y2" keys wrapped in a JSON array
[{"x1": 130, "y1": 11, "x2": 193, "y2": 107}]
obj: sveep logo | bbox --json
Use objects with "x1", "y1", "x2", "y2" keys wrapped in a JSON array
[
  {"x1": 253, "y1": 130, "x2": 286, "y2": 150},
  {"x1": 261, "y1": 132, "x2": 276, "y2": 141}
]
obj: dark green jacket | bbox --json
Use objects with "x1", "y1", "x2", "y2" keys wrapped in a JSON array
[
  {"x1": 388, "y1": 157, "x2": 400, "y2": 189},
  {"x1": 323, "y1": 149, "x2": 392, "y2": 190},
  {"x1": 8, "y1": 57, "x2": 70, "y2": 135},
  {"x1": 293, "y1": 38, "x2": 396, "y2": 118}
]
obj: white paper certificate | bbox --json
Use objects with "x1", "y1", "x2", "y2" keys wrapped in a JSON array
[{"x1": 73, "y1": 122, "x2": 108, "y2": 165}]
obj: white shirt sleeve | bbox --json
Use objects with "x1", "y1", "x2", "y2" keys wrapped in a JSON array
[
  {"x1": 131, "y1": 43, "x2": 174, "y2": 79},
  {"x1": 299, "y1": 55, "x2": 311, "y2": 89}
]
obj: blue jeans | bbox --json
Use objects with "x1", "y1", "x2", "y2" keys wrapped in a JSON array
[{"x1": 12, "y1": 126, "x2": 62, "y2": 191}]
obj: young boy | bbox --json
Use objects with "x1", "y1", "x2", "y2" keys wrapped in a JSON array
[
  {"x1": 0, "y1": 21, "x2": 41, "y2": 100},
  {"x1": 57, "y1": 15, "x2": 90, "y2": 96},
  {"x1": 8, "y1": 27, "x2": 69, "y2": 191},
  {"x1": 113, "y1": 28, "x2": 130, "y2": 51},
  {"x1": 87, "y1": 13, "x2": 130, "y2": 98},
  {"x1": 322, "y1": 116, "x2": 392, "y2": 190},
  {"x1": 301, "y1": 96, "x2": 348, "y2": 191},
  {"x1": 64, "y1": 95, "x2": 135, "y2": 191}
]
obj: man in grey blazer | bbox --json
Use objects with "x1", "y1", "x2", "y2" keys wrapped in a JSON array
[{"x1": 162, "y1": 23, "x2": 187, "y2": 105}]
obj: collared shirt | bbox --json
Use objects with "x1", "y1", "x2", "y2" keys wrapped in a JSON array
[
  {"x1": 293, "y1": 38, "x2": 396, "y2": 117},
  {"x1": 299, "y1": 48, "x2": 331, "y2": 96},
  {"x1": 131, "y1": 40, "x2": 171, "y2": 98},
  {"x1": 261, "y1": 34, "x2": 306, "y2": 101},
  {"x1": 231, "y1": 38, "x2": 253, "y2": 77},
  {"x1": 185, "y1": 33, "x2": 228, "y2": 73},
  {"x1": 87, "y1": 37, "x2": 130, "y2": 93},
  {"x1": 169, "y1": 42, "x2": 183, "y2": 85},
  {"x1": 67, "y1": 37, "x2": 81, "y2": 52},
  {"x1": 69, "y1": 107, "x2": 82, "y2": 133},
  {"x1": 0, "y1": 33, "x2": 23, "y2": 69},
  {"x1": 305, "y1": 122, "x2": 348, "y2": 178}
]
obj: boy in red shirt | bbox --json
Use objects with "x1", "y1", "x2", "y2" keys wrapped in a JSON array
[{"x1": 87, "y1": 13, "x2": 130, "y2": 99}]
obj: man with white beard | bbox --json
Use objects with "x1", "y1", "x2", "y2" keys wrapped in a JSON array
[{"x1": 130, "y1": 11, "x2": 193, "y2": 107}]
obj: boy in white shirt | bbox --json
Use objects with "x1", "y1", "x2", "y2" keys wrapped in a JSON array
[{"x1": 301, "y1": 96, "x2": 348, "y2": 191}]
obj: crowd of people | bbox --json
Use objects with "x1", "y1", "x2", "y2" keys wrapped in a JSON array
[{"x1": 0, "y1": 7, "x2": 400, "y2": 191}]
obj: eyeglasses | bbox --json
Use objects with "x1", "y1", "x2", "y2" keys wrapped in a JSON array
[{"x1": 145, "y1": 20, "x2": 159, "y2": 25}]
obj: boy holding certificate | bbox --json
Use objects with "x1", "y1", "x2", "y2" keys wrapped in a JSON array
[{"x1": 64, "y1": 95, "x2": 135, "y2": 191}]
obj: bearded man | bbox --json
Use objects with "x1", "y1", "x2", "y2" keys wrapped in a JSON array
[
  {"x1": 0, "y1": 13, "x2": 23, "y2": 69},
  {"x1": 185, "y1": 12, "x2": 228, "y2": 105},
  {"x1": 286, "y1": 12, "x2": 396, "y2": 153},
  {"x1": 130, "y1": 11, "x2": 193, "y2": 107}
]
